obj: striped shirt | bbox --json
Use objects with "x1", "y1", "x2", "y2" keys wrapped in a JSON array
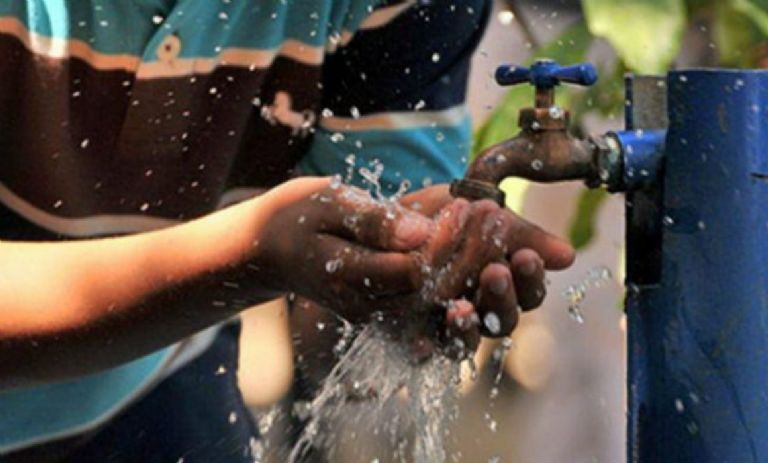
[{"x1": 0, "y1": 0, "x2": 488, "y2": 456}]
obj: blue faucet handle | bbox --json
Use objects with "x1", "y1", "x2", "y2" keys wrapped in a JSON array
[{"x1": 495, "y1": 59, "x2": 598, "y2": 89}]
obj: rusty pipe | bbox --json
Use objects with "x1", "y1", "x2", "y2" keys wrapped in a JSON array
[
  {"x1": 453, "y1": 107, "x2": 606, "y2": 205},
  {"x1": 466, "y1": 128, "x2": 597, "y2": 185}
]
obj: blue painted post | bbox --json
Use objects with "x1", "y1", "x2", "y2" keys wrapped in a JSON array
[{"x1": 626, "y1": 70, "x2": 768, "y2": 462}]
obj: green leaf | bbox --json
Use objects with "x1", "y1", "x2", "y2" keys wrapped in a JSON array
[
  {"x1": 733, "y1": 0, "x2": 768, "y2": 36},
  {"x1": 582, "y1": 0, "x2": 686, "y2": 73},
  {"x1": 534, "y1": 21, "x2": 595, "y2": 65},
  {"x1": 473, "y1": 84, "x2": 532, "y2": 154},
  {"x1": 714, "y1": 1, "x2": 764, "y2": 66},
  {"x1": 568, "y1": 188, "x2": 609, "y2": 250}
]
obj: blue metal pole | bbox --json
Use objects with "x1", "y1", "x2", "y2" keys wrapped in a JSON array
[{"x1": 627, "y1": 70, "x2": 768, "y2": 462}]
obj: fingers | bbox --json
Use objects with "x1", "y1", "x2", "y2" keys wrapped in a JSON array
[
  {"x1": 431, "y1": 200, "x2": 508, "y2": 302},
  {"x1": 419, "y1": 198, "x2": 471, "y2": 266},
  {"x1": 319, "y1": 186, "x2": 433, "y2": 251},
  {"x1": 498, "y1": 211, "x2": 575, "y2": 270},
  {"x1": 443, "y1": 299, "x2": 481, "y2": 358},
  {"x1": 475, "y1": 263, "x2": 519, "y2": 337},
  {"x1": 510, "y1": 248, "x2": 546, "y2": 311},
  {"x1": 309, "y1": 235, "x2": 422, "y2": 316},
  {"x1": 399, "y1": 184, "x2": 453, "y2": 216}
]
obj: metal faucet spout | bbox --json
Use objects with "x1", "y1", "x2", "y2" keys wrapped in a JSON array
[
  {"x1": 451, "y1": 59, "x2": 604, "y2": 204},
  {"x1": 466, "y1": 128, "x2": 597, "y2": 185}
]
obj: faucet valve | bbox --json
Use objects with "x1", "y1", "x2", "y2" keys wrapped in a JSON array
[
  {"x1": 496, "y1": 59, "x2": 598, "y2": 109},
  {"x1": 453, "y1": 59, "x2": 599, "y2": 205}
]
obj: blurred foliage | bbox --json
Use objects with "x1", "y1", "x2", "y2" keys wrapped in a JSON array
[
  {"x1": 583, "y1": 0, "x2": 686, "y2": 73},
  {"x1": 568, "y1": 188, "x2": 609, "y2": 249},
  {"x1": 475, "y1": 0, "x2": 768, "y2": 250}
]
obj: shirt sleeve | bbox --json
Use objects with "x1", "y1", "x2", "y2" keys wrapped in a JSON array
[{"x1": 299, "y1": 0, "x2": 491, "y2": 195}]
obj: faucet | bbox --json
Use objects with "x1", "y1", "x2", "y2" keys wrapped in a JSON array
[{"x1": 452, "y1": 59, "x2": 656, "y2": 203}]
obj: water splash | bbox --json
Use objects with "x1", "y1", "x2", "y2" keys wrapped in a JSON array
[
  {"x1": 289, "y1": 324, "x2": 460, "y2": 463},
  {"x1": 359, "y1": 160, "x2": 386, "y2": 202},
  {"x1": 298, "y1": 161, "x2": 464, "y2": 461},
  {"x1": 562, "y1": 266, "x2": 613, "y2": 324}
]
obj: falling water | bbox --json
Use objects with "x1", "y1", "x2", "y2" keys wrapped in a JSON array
[
  {"x1": 288, "y1": 164, "x2": 463, "y2": 462},
  {"x1": 288, "y1": 324, "x2": 460, "y2": 463}
]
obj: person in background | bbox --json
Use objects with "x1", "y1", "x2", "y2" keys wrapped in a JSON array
[
  {"x1": 286, "y1": 1, "x2": 503, "y2": 457},
  {"x1": 0, "y1": 1, "x2": 573, "y2": 462}
]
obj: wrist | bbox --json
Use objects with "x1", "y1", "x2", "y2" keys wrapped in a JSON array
[{"x1": 238, "y1": 177, "x2": 334, "y2": 295}]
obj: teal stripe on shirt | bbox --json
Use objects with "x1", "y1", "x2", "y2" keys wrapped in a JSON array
[
  {"x1": 299, "y1": 116, "x2": 472, "y2": 196},
  {"x1": 0, "y1": 348, "x2": 171, "y2": 453},
  {"x1": 0, "y1": 0, "x2": 379, "y2": 58}
]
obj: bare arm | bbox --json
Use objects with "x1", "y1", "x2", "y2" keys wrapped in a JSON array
[
  {"x1": 0, "y1": 177, "x2": 432, "y2": 389},
  {"x1": 0, "y1": 185, "x2": 280, "y2": 388}
]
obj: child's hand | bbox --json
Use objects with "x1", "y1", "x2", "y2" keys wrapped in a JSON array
[
  {"x1": 252, "y1": 177, "x2": 433, "y2": 321},
  {"x1": 401, "y1": 186, "x2": 575, "y2": 357}
]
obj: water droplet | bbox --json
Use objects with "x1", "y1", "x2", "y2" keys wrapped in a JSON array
[
  {"x1": 675, "y1": 398, "x2": 685, "y2": 413},
  {"x1": 257, "y1": 406, "x2": 279, "y2": 435},
  {"x1": 80, "y1": 138, "x2": 90, "y2": 149},
  {"x1": 563, "y1": 285, "x2": 586, "y2": 323},
  {"x1": 431, "y1": 52, "x2": 441, "y2": 63},
  {"x1": 325, "y1": 258, "x2": 343, "y2": 273},
  {"x1": 531, "y1": 159, "x2": 544, "y2": 171},
  {"x1": 330, "y1": 132, "x2": 345, "y2": 143},
  {"x1": 414, "y1": 100, "x2": 426, "y2": 111},
  {"x1": 488, "y1": 419, "x2": 498, "y2": 432},
  {"x1": 228, "y1": 411, "x2": 238, "y2": 424},
  {"x1": 350, "y1": 106, "x2": 361, "y2": 119},
  {"x1": 215, "y1": 365, "x2": 227, "y2": 375},
  {"x1": 548, "y1": 106, "x2": 564, "y2": 119},
  {"x1": 483, "y1": 312, "x2": 501, "y2": 335},
  {"x1": 329, "y1": 174, "x2": 342, "y2": 190},
  {"x1": 568, "y1": 306, "x2": 585, "y2": 323},
  {"x1": 249, "y1": 437, "x2": 264, "y2": 460},
  {"x1": 152, "y1": 15, "x2": 164, "y2": 24},
  {"x1": 663, "y1": 215, "x2": 675, "y2": 226},
  {"x1": 497, "y1": 10, "x2": 514, "y2": 25}
]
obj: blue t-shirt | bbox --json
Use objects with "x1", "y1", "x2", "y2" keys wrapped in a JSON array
[{"x1": 0, "y1": 0, "x2": 489, "y2": 459}]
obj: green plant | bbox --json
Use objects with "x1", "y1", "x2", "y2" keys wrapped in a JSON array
[{"x1": 476, "y1": 0, "x2": 768, "y2": 249}]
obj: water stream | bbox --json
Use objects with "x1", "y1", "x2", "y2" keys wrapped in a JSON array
[{"x1": 289, "y1": 324, "x2": 460, "y2": 463}]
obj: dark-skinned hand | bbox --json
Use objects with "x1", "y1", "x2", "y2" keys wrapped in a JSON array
[{"x1": 399, "y1": 185, "x2": 575, "y2": 359}]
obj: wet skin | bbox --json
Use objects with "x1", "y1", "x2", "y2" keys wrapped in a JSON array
[{"x1": 290, "y1": 184, "x2": 576, "y2": 375}]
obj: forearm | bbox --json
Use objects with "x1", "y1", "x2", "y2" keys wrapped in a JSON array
[{"x1": 0, "y1": 192, "x2": 285, "y2": 388}]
